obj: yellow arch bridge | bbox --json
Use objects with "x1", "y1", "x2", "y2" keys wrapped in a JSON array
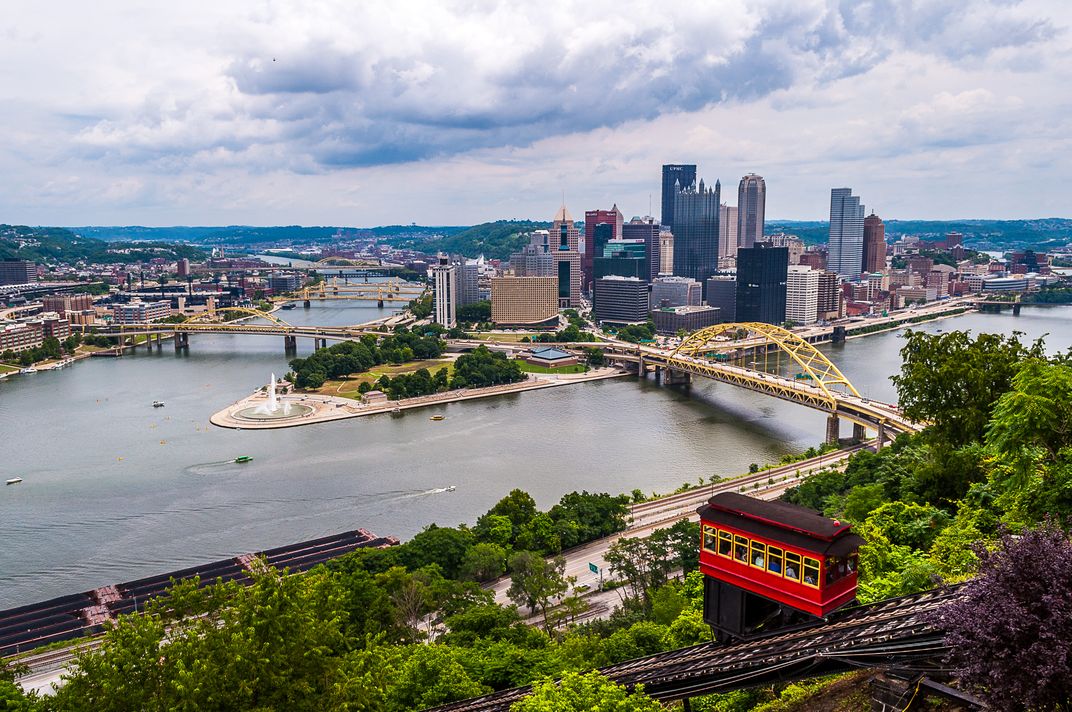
[
  {"x1": 275, "y1": 278, "x2": 426, "y2": 305},
  {"x1": 604, "y1": 322, "x2": 920, "y2": 445}
]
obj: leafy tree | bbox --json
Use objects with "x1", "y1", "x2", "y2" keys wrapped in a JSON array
[
  {"x1": 935, "y1": 522, "x2": 1072, "y2": 712},
  {"x1": 450, "y1": 346, "x2": 525, "y2": 389},
  {"x1": 506, "y1": 552, "x2": 570, "y2": 629},
  {"x1": 510, "y1": 672, "x2": 661, "y2": 712},
  {"x1": 605, "y1": 520, "x2": 698, "y2": 611},
  {"x1": 583, "y1": 347, "x2": 605, "y2": 366},
  {"x1": 398, "y1": 525, "x2": 475, "y2": 580},
  {"x1": 457, "y1": 300, "x2": 491, "y2": 323},
  {"x1": 892, "y1": 330, "x2": 1044, "y2": 448},
  {"x1": 460, "y1": 542, "x2": 508, "y2": 582},
  {"x1": 386, "y1": 645, "x2": 489, "y2": 711}
]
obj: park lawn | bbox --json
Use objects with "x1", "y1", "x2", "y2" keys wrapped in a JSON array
[
  {"x1": 517, "y1": 361, "x2": 588, "y2": 375},
  {"x1": 468, "y1": 332, "x2": 542, "y2": 342},
  {"x1": 0, "y1": 363, "x2": 20, "y2": 373},
  {"x1": 321, "y1": 358, "x2": 455, "y2": 399}
]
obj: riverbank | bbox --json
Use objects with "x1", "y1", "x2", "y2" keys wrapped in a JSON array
[{"x1": 210, "y1": 366, "x2": 629, "y2": 429}]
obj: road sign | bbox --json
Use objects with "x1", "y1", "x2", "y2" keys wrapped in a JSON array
[{"x1": 588, "y1": 562, "x2": 598, "y2": 574}]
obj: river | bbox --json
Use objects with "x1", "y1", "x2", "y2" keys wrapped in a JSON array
[{"x1": 1, "y1": 304, "x2": 1069, "y2": 608}]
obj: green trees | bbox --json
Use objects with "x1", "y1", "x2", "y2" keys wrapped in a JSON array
[
  {"x1": 506, "y1": 551, "x2": 571, "y2": 627},
  {"x1": 456, "y1": 300, "x2": 491, "y2": 323},
  {"x1": 511, "y1": 672, "x2": 661, "y2": 712},
  {"x1": 612, "y1": 322, "x2": 656, "y2": 343},
  {"x1": 450, "y1": 346, "x2": 524, "y2": 389},
  {"x1": 289, "y1": 328, "x2": 446, "y2": 389}
]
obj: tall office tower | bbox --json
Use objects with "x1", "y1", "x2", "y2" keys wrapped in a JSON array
[
  {"x1": 736, "y1": 174, "x2": 766, "y2": 248},
  {"x1": 761, "y1": 233, "x2": 805, "y2": 265},
  {"x1": 510, "y1": 231, "x2": 555, "y2": 276},
  {"x1": 177, "y1": 258, "x2": 190, "y2": 278},
  {"x1": 736, "y1": 244, "x2": 788, "y2": 325},
  {"x1": 552, "y1": 204, "x2": 581, "y2": 253},
  {"x1": 661, "y1": 164, "x2": 697, "y2": 231},
  {"x1": 592, "y1": 276, "x2": 650, "y2": 325},
  {"x1": 718, "y1": 204, "x2": 738, "y2": 264},
  {"x1": 651, "y1": 276, "x2": 702, "y2": 308},
  {"x1": 705, "y1": 276, "x2": 737, "y2": 323},
  {"x1": 828, "y1": 188, "x2": 866, "y2": 279},
  {"x1": 583, "y1": 205, "x2": 623, "y2": 289},
  {"x1": 862, "y1": 213, "x2": 886, "y2": 274},
  {"x1": 456, "y1": 261, "x2": 481, "y2": 306},
  {"x1": 431, "y1": 254, "x2": 457, "y2": 327},
  {"x1": 553, "y1": 214, "x2": 582, "y2": 308},
  {"x1": 0, "y1": 259, "x2": 36, "y2": 285},
  {"x1": 672, "y1": 178, "x2": 721, "y2": 293},
  {"x1": 659, "y1": 229, "x2": 674, "y2": 275},
  {"x1": 622, "y1": 216, "x2": 661, "y2": 282},
  {"x1": 785, "y1": 266, "x2": 820, "y2": 325},
  {"x1": 490, "y1": 276, "x2": 559, "y2": 327},
  {"x1": 816, "y1": 271, "x2": 842, "y2": 320}
]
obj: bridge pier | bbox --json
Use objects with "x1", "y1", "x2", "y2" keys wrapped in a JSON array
[
  {"x1": 1013, "y1": 303, "x2": 1021, "y2": 316},
  {"x1": 825, "y1": 415, "x2": 840, "y2": 446},
  {"x1": 377, "y1": 299, "x2": 384, "y2": 308},
  {"x1": 284, "y1": 335, "x2": 297, "y2": 353},
  {"x1": 664, "y1": 368, "x2": 692, "y2": 386},
  {"x1": 637, "y1": 354, "x2": 646, "y2": 378},
  {"x1": 303, "y1": 299, "x2": 311, "y2": 309},
  {"x1": 876, "y1": 421, "x2": 887, "y2": 450},
  {"x1": 852, "y1": 422, "x2": 867, "y2": 444},
  {"x1": 174, "y1": 333, "x2": 189, "y2": 351}
]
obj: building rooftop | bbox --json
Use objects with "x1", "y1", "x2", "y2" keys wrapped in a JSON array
[{"x1": 529, "y1": 346, "x2": 573, "y2": 360}]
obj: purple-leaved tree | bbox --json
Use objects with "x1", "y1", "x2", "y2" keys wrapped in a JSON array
[{"x1": 935, "y1": 521, "x2": 1072, "y2": 711}]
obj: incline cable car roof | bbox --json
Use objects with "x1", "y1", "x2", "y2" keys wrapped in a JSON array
[{"x1": 698, "y1": 493, "x2": 864, "y2": 556}]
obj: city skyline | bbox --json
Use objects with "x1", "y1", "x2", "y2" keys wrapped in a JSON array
[{"x1": 1, "y1": 1, "x2": 1070, "y2": 227}]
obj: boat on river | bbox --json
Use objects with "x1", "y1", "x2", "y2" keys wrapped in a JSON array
[
  {"x1": 234, "y1": 456, "x2": 253, "y2": 463},
  {"x1": 6, "y1": 478, "x2": 23, "y2": 485},
  {"x1": 430, "y1": 414, "x2": 445, "y2": 421},
  {"x1": 152, "y1": 401, "x2": 165, "y2": 408}
]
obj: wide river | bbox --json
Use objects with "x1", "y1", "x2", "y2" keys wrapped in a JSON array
[{"x1": 1, "y1": 303, "x2": 1070, "y2": 608}]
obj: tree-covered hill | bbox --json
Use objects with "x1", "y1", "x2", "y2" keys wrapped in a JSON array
[
  {"x1": 401, "y1": 220, "x2": 550, "y2": 260},
  {"x1": 0, "y1": 225, "x2": 206, "y2": 264},
  {"x1": 73, "y1": 225, "x2": 468, "y2": 246},
  {"x1": 767, "y1": 218, "x2": 1072, "y2": 249}
]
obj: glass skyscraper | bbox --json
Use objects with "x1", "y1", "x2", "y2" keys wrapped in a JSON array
[
  {"x1": 736, "y1": 174, "x2": 766, "y2": 249},
  {"x1": 827, "y1": 188, "x2": 865, "y2": 279},
  {"x1": 661, "y1": 164, "x2": 696, "y2": 231},
  {"x1": 671, "y1": 178, "x2": 720, "y2": 293},
  {"x1": 736, "y1": 244, "x2": 788, "y2": 326}
]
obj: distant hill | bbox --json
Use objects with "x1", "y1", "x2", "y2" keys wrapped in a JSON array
[
  {"x1": 386, "y1": 220, "x2": 550, "y2": 260},
  {"x1": 73, "y1": 225, "x2": 467, "y2": 246},
  {"x1": 767, "y1": 218, "x2": 1072, "y2": 249},
  {"x1": 0, "y1": 225, "x2": 207, "y2": 264}
]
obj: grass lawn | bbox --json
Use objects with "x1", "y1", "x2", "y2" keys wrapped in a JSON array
[
  {"x1": 0, "y1": 363, "x2": 20, "y2": 373},
  {"x1": 468, "y1": 332, "x2": 543, "y2": 342},
  {"x1": 517, "y1": 361, "x2": 588, "y2": 375},
  {"x1": 319, "y1": 358, "x2": 455, "y2": 399}
]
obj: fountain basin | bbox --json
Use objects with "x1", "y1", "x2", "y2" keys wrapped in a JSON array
[{"x1": 234, "y1": 402, "x2": 314, "y2": 421}]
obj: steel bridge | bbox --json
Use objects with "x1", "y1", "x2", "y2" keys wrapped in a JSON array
[
  {"x1": 604, "y1": 322, "x2": 921, "y2": 444},
  {"x1": 275, "y1": 278, "x2": 426, "y2": 305},
  {"x1": 101, "y1": 307, "x2": 382, "y2": 351},
  {"x1": 431, "y1": 586, "x2": 967, "y2": 711}
]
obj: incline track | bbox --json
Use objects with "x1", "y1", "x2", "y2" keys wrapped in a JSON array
[{"x1": 432, "y1": 586, "x2": 961, "y2": 711}]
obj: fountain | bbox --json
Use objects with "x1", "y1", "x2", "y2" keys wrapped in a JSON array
[{"x1": 235, "y1": 373, "x2": 313, "y2": 421}]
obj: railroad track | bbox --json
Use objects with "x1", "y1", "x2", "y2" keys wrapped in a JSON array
[{"x1": 432, "y1": 586, "x2": 961, "y2": 711}]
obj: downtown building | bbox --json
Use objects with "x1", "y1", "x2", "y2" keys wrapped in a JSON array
[
  {"x1": 661, "y1": 164, "x2": 697, "y2": 232},
  {"x1": 827, "y1": 188, "x2": 866, "y2": 279},
  {"x1": 592, "y1": 276, "x2": 649, "y2": 326},
  {"x1": 583, "y1": 205, "x2": 623, "y2": 290},
  {"x1": 862, "y1": 213, "x2": 887, "y2": 274},
  {"x1": 736, "y1": 244, "x2": 788, "y2": 325},
  {"x1": 551, "y1": 206, "x2": 583, "y2": 307},
  {"x1": 736, "y1": 174, "x2": 766, "y2": 249},
  {"x1": 658, "y1": 229, "x2": 674, "y2": 275},
  {"x1": 622, "y1": 216, "x2": 662, "y2": 282},
  {"x1": 672, "y1": 178, "x2": 721, "y2": 294},
  {"x1": 652, "y1": 305, "x2": 721, "y2": 335},
  {"x1": 490, "y1": 276, "x2": 559, "y2": 327},
  {"x1": 510, "y1": 231, "x2": 555, "y2": 277},
  {"x1": 0, "y1": 259, "x2": 36, "y2": 286},
  {"x1": 431, "y1": 254, "x2": 457, "y2": 327},
  {"x1": 112, "y1": 300, "x2": 172, "y2": 324},
  {"x1": 817, "y1": 271, "x2": 843, "y2": 321},
  {"x1": 705, "y1": 275, "x2": 737, "y2": 323},
  {"x1": 718, "y1": 204, "x2": 738, "y2": 266},
  {"x1": 650, "y1": 276, "x2": 702, "y2": 308},
  {"x1": 785, "y1": 266, "x2": 820, "y2": 326}
]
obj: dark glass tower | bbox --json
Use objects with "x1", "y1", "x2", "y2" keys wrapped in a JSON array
[
  {"x1": 661, "y1": 164, "x2": 696, "y2": 231},
  {"x1": 671, "y1": 178, "x2": 720, "y2": 292},
  {"x1": 736, "y1": 244, "x2": 788, "y2": 325}
]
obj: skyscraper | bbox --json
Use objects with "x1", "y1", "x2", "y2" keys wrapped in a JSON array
[
  {"x1": 827, "y1": 188, "x2": 866, "y2": 279},
  {"x1": 622, "y1": 216, "x2": 661, "y2": 282},
  {"x1": 718, "y1": 204, "x2": 738, "y2": 264},
  {"x1": 659, "y1": 229, "x2": 674, "y2": 275},
  {"x1": 672, "y1": 178, "x2": 720, "y2": 293},
  {"x1": 583, "y1": 206, "x2": 623, "y2": 290},
  {"x1": 736, "y1": 174, "x2": 766, "y2": 248},
  {"x1": 862, "y1": 213, "x2": 886, "y2": 274},
  {"x1": 510, "y1": 231, "x2": 555, "y2": 277},
  {"x1": 785, "y1": 266, "x2": 819, "y2": 326},
  {"x1": 661, "y1": 164, "x2": 697, "y2": 231},
  {"x1": 736, "y1": 244, "x2": 788, "y2": 325},
  {"x1": 431, "y1": 254, "x2": 457, "y2": 327},
  {"x1": 552, "y1": 206, "x2": 582, "y2": 307}
]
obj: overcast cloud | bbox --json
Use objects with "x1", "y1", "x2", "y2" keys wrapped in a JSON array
[{"x1": 0, "y1": 0, "x2": 1069, "y2": 226}]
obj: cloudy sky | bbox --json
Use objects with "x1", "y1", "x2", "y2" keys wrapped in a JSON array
[{"x1": 1, "y1": 0, "x2": 1069, "y2": 227}]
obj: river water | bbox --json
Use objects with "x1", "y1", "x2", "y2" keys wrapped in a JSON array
[{"x1": 1, "y1": 304, "x2": 1070, "y2": 608}]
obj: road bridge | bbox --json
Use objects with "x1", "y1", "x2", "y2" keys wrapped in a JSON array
[
  {"x1": 100, "y1": 307, "x2": 386, "y2": 352},
  {"x1": 603, "y1": 322, "x2": 921, "y2": 445},
  {"x1": 276, "y1": 279, "x2": 426, "y2": 307}
]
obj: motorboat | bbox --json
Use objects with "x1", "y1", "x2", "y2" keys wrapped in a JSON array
[
  {"x1": 234, "y1": 456, "x2": 253, "y2": 463},
  {"x1": 6, "y1": 478, "x2": 23, "y2": 485},
  {"x1": 152, "y1": 401, "x2": 165, "y2": 408},
  {"x1": 429, "y1": 414, "x2": 445, "y2": 421},
  {"x1": 445, "y1": 485, "x2": 456, "y2": 492},
  {"x1": 19, "y1": 367, "x2": 37, "y2": 374}
]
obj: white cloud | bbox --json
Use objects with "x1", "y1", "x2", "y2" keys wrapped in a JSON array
[{"x1": 0, "y1": 0, "x2": 1069, "y2": 224}]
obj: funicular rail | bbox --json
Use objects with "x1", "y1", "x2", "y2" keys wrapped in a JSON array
[{"x1": 431, "y1": 586, "x2": 962, "y2": 711}]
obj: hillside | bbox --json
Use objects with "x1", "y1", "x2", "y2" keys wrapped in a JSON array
[
  {"x1": 389, "y1": 220, "x2": 551, "y2": 260},
  {"x1": 767, "y1": 218, "x2": 1072, "y2": 249},
  {"x1": 0, "y1": 225, "x2": 207, "y2": 264},
  {"x1": 73, "y1": 225, "x2": 467, "y2": 246}
]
